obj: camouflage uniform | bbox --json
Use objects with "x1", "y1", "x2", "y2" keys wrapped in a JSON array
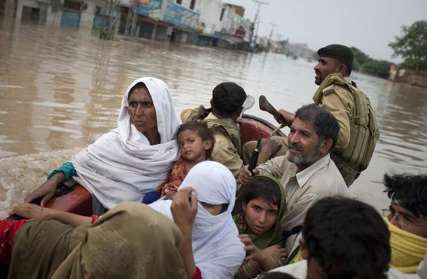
[
  {"x1": 243, "y1": 73, "x2": 379, "y2": 186},
  {"x1": 313, "y1": 73, "x2": 379, "y2": 185}
]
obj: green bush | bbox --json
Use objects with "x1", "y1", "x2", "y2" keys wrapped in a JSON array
[{"x1": 361, "y1": 60, "x2": 390, "y2": 79}]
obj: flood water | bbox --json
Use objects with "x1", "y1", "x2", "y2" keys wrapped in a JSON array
[{"x1": 1, "y1": 24, "x2": 426, "y2": 217}]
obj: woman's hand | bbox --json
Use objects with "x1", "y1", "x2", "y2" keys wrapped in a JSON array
[
  {"x1": 24, "y1": 173, "x2": 64, "y2": 204},
  {"x1": 239, "y1": 234, "x2": 261, "y2": 261},
  {"x1": 10, "y1": 203, "x2": 57, "y2": 220},
  {"x1": 171, "y1": 187, "x2": 198, "y2": 279},
  {"x1": 171, "y1": 187, "x2": 197, "y2": 233}
]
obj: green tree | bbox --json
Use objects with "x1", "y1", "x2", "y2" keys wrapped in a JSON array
[
  {"x1": 389, "y1": 20, "x2": 427, "y2": 71},
  {"x1": 351, "y1": 47, "x2": 371, "y2": 71},
  {"x1": 361, "y1": 60, "x2": 390, "y2": 79}
]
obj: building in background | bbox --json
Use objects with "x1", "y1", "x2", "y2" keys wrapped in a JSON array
[{"x1": 4, "y1": 0, "x2": 253, "y2": 49}]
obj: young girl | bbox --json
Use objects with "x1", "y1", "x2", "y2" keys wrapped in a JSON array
[
  {"x1": 143, "y1": 121, "x2": 215, "y2": 203},
  {"x1": 233, "y1": 176, "x2": 288, "y2": 279}
]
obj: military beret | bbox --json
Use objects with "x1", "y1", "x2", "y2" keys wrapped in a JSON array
[
  {"x1": 317, "y1": 44, "x2": 354, "y2": 74},
  {"x1": 212, "y1": 82, "x2": 247, "y2": 114}
]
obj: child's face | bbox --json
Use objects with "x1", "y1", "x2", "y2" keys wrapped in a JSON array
[
  {"x1": 178, "y1": 130, "x2": 212, "y2": 163},
  {"x1": 242, "y1": 197, "x2": 278, "y2": 235}
]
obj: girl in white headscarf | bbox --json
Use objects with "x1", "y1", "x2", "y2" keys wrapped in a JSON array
[
  {"x1": 25, "y1": 77, "x2": 180, "y2": 213},
  {"x1": 149, "y1": 160, "x2": 245, "y2": 279}
]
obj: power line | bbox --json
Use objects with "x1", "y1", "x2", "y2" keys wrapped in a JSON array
[{"x1": 250, "y1": 0, "x2": 268, "y2": 48}]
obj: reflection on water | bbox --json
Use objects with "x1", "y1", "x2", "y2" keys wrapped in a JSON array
[{"x1": 1, "y1": 24, "x2": 426, "y2": 215}]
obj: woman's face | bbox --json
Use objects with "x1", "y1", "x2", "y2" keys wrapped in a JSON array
[
  {"x1": 243, "y1": 197, "x2": 278, "y2": 235},
  {"x1": 128, "y1": 86, "x2": 158, "y2": 136}
]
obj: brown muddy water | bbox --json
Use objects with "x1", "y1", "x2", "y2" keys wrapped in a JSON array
[{"x1": 1, "y1": 24, "x2": 426, "y2": 217}]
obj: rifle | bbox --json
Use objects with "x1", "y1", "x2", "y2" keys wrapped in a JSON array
[
  {"x1": 248, "y1": 138, "x2": 262, "y2": 175},
  {"x1": 259, "y1": 95, "x2": 291, "y2": 127}
]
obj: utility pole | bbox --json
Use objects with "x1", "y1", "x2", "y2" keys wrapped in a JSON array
[
  {"x1": 249, "y1": 0, "x2": 268, "y2": 49},
  {"x1": 267, "y1": 22, "x2": 277, "y2": 52}
]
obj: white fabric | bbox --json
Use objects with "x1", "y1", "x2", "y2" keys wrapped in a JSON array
[
  {"x1": 73, "y1": 77, "x2": 180, "y2": 209},
  {"x1": 149, "y1": 161, "x2": 245, "y2": 279}
]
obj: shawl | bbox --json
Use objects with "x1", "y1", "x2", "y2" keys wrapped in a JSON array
[
  {"x1": 234, "y1": 175, "x2": 286, "y2": 249},
  {"x1": 149, "y1": 161, "x2": 246, "y2": 279},
  {"x1": 386, "y1": 217, "x2": 427, "y2": 273},
  {"x1": 51, "y1": 202, "x2": 186, "y2": 279},
  {"x1": 73, "y1": 77, "x2": 180, "y2": 209},
  {"x1": 8, "y1": 203, "x2": 187, "y2": 279},
  {"x1": 159, "y1": 158, "x2": 188, "y2": 196}
]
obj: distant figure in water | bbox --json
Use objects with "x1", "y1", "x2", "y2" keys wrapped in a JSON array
[{"x1": 25, "y1": 77, "x2": 180, "y2": 214}]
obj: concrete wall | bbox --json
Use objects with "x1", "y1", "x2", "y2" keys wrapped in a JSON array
[
  {"x1": 395, "y1": 69, "x2": 427, "y2": 89},
  {"x1": 79, "y1": 0, "x2": 96, "y2": 30},
  {"x1": 198, "y1": 0, "x2": 221, "y2": 35},
  {"x1": 179, "y1": 0, "x2": 200, "y2": 11},
  {"x1": 16, "y1": 0, "x2": 47, "y2": 23}
]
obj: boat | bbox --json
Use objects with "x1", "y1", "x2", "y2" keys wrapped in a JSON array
[{"x1": 43, "y1": 114, "x2": 285, "y2": 216}]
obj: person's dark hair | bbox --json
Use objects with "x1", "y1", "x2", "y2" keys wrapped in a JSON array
[
  {"x1": 317, "y1": 44, "x2": 354, "y2": 75},
  {"x1": 303, "y1": 196, "x2": 390, "y2": 279},
  {"x1": 176, "y1": 121, "x2": 215, "y2": 157},
  {"x1": 235, "y1": 176, "x2": 282, "y2": 215},
  {"x1": 128, "y1": 82, "x2": 148, "y2": 98},
  {"x1": 294, "y1": 104, "x2": 339, "y2": 148},
  {"x1": 258, "y1": 272, "x2": 297, "y2": 279},
  {"x1": 211, "y1": 82, "x2": 247, "y2": 117},
  {"x1": 384, "y1": 174, "x2": 427, "y2": 218}
]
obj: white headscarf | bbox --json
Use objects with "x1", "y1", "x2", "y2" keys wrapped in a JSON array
[
  {"x1": 72, "y1": 77, "x2": 180, "y2": 209},
  {"x1": 149, "y1": 161, "x2": 245, "y2": 279}
]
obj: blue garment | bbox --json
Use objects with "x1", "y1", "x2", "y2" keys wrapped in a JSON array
[
  {"x1": 142, "y1": 191, "x2": 161, "y2": 204},
  {"x1": 47, "y1": 162, "x2": 77, "y2": 181}
]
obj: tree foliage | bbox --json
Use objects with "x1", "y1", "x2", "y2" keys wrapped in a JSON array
[
  {"x1": 389, "y1": 20, "x2": 427, "y2": 71},
  {"x1": 351, "y1": 47, "x2": 371, "y2": 71},
  {"x1": 361, "y1": 60, "x2": 390, "y2": 79}
]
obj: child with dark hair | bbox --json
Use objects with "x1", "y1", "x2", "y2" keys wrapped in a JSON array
[
  {"x1": 233, "y1": 176, "x2": 287, "y2": 279},
  {"x1": 269, "y1": 196, "x2": 396, "y2": 279},
  {"x1": 384, "y1": 174, "x2": 427, "y2": 274},
  {"x1": 143, "y1": 121, "x2": 215, "y2": 203}
]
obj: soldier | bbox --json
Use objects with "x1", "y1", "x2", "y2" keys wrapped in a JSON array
[
  {"x1": 181, "y1": 82, "x2": 254, "y2": 178},
  {"x1": 245, "y1": 44, "x2": 379, "y2": 186}
]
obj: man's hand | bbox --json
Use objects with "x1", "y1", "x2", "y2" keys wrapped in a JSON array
[
  {"x1": 277, "y1": 109, "x2": 295, "y2": 126},
  {"x1": 10, "y1": 203, "x2": 57, "y2": 220},
  {"x1": 239, "y1": 165, "x2": 258, "y2": 185},
  {"x1": 171, "y1": 187, "x2": 198, "y2": 233}
]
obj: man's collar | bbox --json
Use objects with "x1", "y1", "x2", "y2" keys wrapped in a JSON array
[{"x1": 294, "y1": 154, "x2": 331, "y2": 188}]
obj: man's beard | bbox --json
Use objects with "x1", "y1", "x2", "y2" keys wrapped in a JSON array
[{"x1": 288, "y1": 142, "x2": 322, "y2": 168}]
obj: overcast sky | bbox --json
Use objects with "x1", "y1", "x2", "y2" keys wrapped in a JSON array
[{"x1": 225, "y1": 0, "x2": 427, "y2": 61}]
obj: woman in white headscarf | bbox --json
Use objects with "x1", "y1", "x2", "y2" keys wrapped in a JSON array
[
  {"x1": 149, "y1": 160, "x2": 246, "y2": 279},
  {"x1": 24, "y1": 77, "x2": 180, "y2": 214},
  {"x1": 11, "y1": 160, "x2": 244, "y2": 279}
]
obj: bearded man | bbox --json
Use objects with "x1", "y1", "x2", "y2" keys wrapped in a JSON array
[{"x1": 239, "y1": 104, "x2": 348, "y2": 251}]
